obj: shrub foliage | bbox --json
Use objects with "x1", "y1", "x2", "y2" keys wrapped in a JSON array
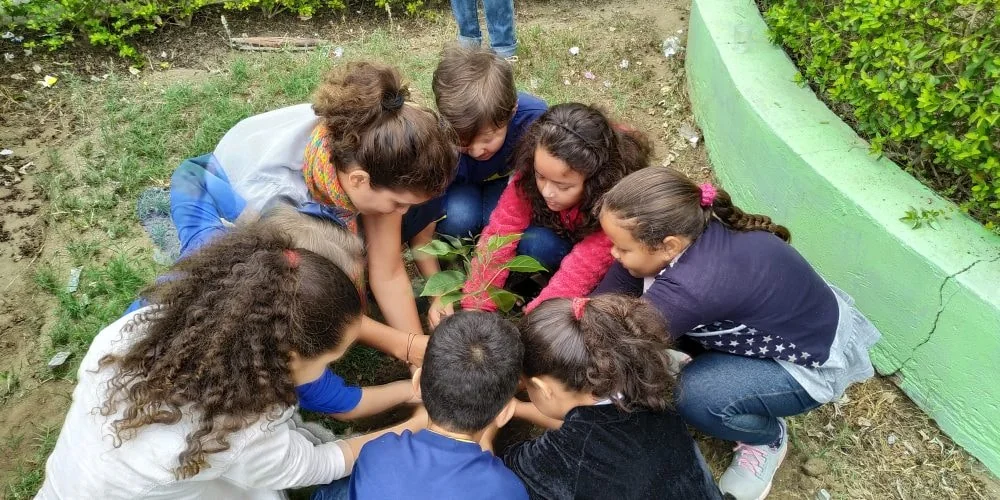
[
  {"x1": 0, "y1": 0, "x2": 425, "y2": 59},
  {"x1": 764, "y1": 0, "x2": 999, "y2": 231}
]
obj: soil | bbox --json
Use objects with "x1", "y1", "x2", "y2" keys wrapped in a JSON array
[{"x1": 0, "y1": 0, "x2": 995, "y2": 498}]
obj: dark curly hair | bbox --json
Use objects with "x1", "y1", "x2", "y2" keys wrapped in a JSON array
[
  {"x1": 312, "y1": 61, "x2": 458, "y2": 197},
  {"x1": 519, "y1": 294, "x2": 675, "y2": 412},
  {"x1": 514, "y1": 103, "x2": 652, "y2": 241},
  {"x1": 600, "y1": 167, "x2": 791, "y2": 245},
  {"x1": 98, "y1": 219, "x2": 363, "y2": 479}
]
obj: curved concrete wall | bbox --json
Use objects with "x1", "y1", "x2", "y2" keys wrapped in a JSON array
[{"x1": 686, "y1": 0, "x2": 1000, "y2": 475}]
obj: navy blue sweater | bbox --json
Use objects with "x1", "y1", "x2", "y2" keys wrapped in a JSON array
[{"x1": 593, "y1": 221, "x2": 839, "y2": 367}]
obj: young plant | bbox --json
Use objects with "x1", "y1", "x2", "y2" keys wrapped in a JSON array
[
  {"x1": 416, "y1": 233, "x2": 546, "y2": 314},
  {"x1": 900, "y1": 207, "x2": 945, "y2": 230}
]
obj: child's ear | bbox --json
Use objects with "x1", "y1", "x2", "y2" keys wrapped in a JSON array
[
  {"x1": 347, "y1": 169, "x2": 370, "y2": 189},
  {"x1": 529, "y1": 376, "x2": 554, "y2": 401},
  {"x1": 411, "y1": 367, "x2": 423, "y2": 400},
  {"x1": 661, "y1": 235, "x2": 688, "y2": 260},
  {"x1": 494, "y1": 398, "x2": 517, "y2": 429}
]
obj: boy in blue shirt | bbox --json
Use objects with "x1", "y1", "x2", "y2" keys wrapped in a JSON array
[
  {"x1": 312, "y1": 311, "x2": 528, "y2": 500},
  {"x1": 431, "y1": 45, "x2": 547, "y2": 239}
]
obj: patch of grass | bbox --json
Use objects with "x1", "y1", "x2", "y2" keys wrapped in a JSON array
[{"x1": 3, "y1": 426, "x2": 60, "y2": 500}]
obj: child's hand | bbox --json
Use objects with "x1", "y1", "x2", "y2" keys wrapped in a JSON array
[{"x1": 427, "y1": 296, "x2": 455, "y2": 329}]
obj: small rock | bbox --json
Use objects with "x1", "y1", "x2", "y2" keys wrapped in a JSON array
[
  {"x1": 48, "y1": 351, "x2": 72, "y2": 369},
  {"x1": 2, "y1": 165, "x2": 13, "y2": 173},
  {"x1": 802, "y1": 458, "x2": 829, "y2": 477},
  {"x1": 816, "y1": 489, "x2": 832, "y2": 500},
  {"x1": 66, "y1": 267, "x2": 82, "y2": 293}
]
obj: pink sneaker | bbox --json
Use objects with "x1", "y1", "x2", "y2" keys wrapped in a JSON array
[{"x1": 719, "y1": 418, "x2": 788, "y2": 500}]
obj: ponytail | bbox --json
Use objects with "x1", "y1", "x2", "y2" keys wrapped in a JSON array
[
  {"x1": 601, "y1": 167, "x2": 791, "y2": 246},
  {"x1": 311, "y1": 61, "x2": 456, "y2": 196},
  {"x1": 519, "y1": 294, "x2": 674, "y2": 412}
]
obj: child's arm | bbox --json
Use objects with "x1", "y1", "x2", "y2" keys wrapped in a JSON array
[
  {"x1": 363, "y1": 212, "x2": 424, "y2": 335},
  {"x1": 358, "y1": 316, "x2": 428, "y2": 367},
  {"x1": 524, "y1": 231, "x2": 615, "y2": 312},
  {"x1": 337, "y1": 406, "x2": 429, "y2": 474},
  {"x1": 512, "y1": 400, "x2": 563, "y2": 430},
  {"x1": 460, "y1": 178, "x2": 533, "y2": 311},
  {"x1": 331, "y1": 380, "x2": 415, "y2": 421},
  {"x1": 590, "y1": 261, "x2": 644, "y2": 296}
]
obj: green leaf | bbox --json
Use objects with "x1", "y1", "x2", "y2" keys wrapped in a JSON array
[
  {"x1": 502, "y1": 255, "x2": 547, "y2": 273},
  {"x1": 415, "y1": 239, "x2": 456, "y2": 257},
  {"x1": 439, "y1": 233, "x2": 464, "y2": 249},
  {"x1": 486, "y1": 233, "x2": 522, "y2": 252},
  {"x1": 421, "y1": 270, "x2": 466, "y2": 297},
  {"x1": 437, "y1": 290, "x2": 463, "y2": 308},
  {"x1": 487, "y1": 287, "x2": 520, "y2": 312}
]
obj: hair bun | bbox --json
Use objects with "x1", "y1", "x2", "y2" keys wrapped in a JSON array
[{"x1": 381, "y1": 92, "x2": 405, "y2": 112}]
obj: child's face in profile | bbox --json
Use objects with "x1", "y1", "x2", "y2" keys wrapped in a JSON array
[
  {"x1": 459, "y1": 124, "x2": 508, "y2": 162},
  {"x1": 342, "y1": 167, "x2": 431, "y2": 216},
  {"x1": 600, "y1": 210, "x2": 674, "y2": 278},
  {"x1": 533, "y1": 146, "x2": 586, "y2": 213},
  {"x1": 288, "y1": 318, "x2": 363, "y2": 386}
]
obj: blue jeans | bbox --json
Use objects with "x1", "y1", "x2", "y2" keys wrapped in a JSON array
[
  {"x1": 311, "y1": 477, "x2": 350, "y2": 500},
  {"x1": 676, "y1": 352, "x2": 821, "y2": 446},
  {"x1": 450, "y1": 0, "x2": 516, "y2": 57},
  {"x1": 516, "y1": 225, "x2": 572, "y2": 272},
  {"x1": 437, "y1": 178, "x2": 507, "y2": 238}
]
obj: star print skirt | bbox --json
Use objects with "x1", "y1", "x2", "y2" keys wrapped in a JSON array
[{"x1": 777, "y1": 285, "x2": 882, "y2": 404}]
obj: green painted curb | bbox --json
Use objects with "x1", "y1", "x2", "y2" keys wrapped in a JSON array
[{"x1": 686, "y1": 0, "x2": 1000, "y2": 475}]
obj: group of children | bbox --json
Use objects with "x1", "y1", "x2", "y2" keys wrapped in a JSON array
[{"x1": 37, "y1": 45, "x2": 881, "y2": 500}]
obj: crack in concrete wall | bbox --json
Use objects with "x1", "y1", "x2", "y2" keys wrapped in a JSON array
[{"x1": 890, "y1": 253, "x2": 1000, "y2": 374}]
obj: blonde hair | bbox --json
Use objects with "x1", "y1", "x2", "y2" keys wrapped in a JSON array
[{"x1": 251, "y1": 203, "x2": 365, "y2": 283}]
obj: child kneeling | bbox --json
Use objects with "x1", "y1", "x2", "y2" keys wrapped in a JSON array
[
  {"x1": 502, "y1": 295, "x2": 722, "y2": 499},
  {"x1": 312, "y1": 311, "x2": 528, "y2": 500}
]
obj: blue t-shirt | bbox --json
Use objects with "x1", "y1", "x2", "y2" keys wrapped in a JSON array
[
  {"x1": 349, "y1": 429, "x2": 528, "y2": 500},
  {"x1": 297, "y1": 369, "x2": 363, "y2": 414},
  {"x1": 454, "y1": 92, "x2": 547, "y2": 185}
]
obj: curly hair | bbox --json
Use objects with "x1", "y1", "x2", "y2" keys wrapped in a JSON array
[
  {"x1": 514, "y1": 103, "x2": 652, "y2": 241},
  {"x1": 519, "y1": 294, "x2": 675, "y2": 412},
  {"x1": 312, "y1": 61, "x2": 458, "y2": 197},
  {"x1": 98, "y1": 219, "x2": 363, "y2": 479},
  {"x1": 600, "y1": 167, "x2": 791, "y2": 245}
]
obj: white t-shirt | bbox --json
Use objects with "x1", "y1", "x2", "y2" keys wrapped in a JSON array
[
  {"x1": 36, "y1": 308, "x2": 348, "y2": 500},
  {"x1": 213, "y1": 104, "x2": 321, "y2": 212}
]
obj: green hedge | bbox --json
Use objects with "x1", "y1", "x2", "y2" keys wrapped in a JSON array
[
  {"x1": 763, "y1": 0, "x2": 1000, "y2": 232},
  {"x1": 0, "y1": 0, "x2": 427, "y2": 59}
]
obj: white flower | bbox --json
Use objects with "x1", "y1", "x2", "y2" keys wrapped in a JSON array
[{"x1": 568, "y1": 46, "x2": 580, "y2": 56}]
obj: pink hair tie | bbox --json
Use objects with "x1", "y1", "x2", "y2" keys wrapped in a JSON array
[
  {"x1": 571, "y1": 297, "x2": 590, "y2": 320},
  {"x1": 284, "y1": 249, "x2": 300, "y2": 269},
  {"x1": 699, "y1": 183, "x2": 717, "y2": 207}
]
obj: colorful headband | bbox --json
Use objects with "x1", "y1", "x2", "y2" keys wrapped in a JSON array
[
  {"x1": 571, "y1": 297, "x2": 590, "y2": 320},
  {"x1": 699, "y1": 183, "x2": 717, "y2": 207},
  {"x1": 284, "y1": 248, "x2": 300, "y2": 269}
]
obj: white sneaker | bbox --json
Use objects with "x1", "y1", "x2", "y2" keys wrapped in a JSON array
[{"x1": 719, "y1": 418, "x2": 788, "y2": 500}]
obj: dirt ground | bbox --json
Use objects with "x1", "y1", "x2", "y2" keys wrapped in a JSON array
[{"x1": 0, "y1": 0, "x2": 997, "y2": 498}]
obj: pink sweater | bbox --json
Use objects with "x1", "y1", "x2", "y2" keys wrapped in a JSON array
[{"x1": 461, "y1": 175, "x2": 614, "y2": 312}]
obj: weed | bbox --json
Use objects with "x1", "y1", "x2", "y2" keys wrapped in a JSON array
[{"x1": 900, "y1": 207, "x2": 946, "y2": 229}]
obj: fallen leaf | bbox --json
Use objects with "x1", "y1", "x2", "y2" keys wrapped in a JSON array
[
  {"x1": 32, "y1": 63, "x2": 41, "y2": 73},
  {"x1": 128, "y1": 66, "x2": 141, "y2": 76},
  {"x1": 38, "y1": 75, "x2": 58, "y2": 88},
  {"x1": 3, "y1": 53, "x2": 14, "y2": 63},
  {"x1": 23, "y1": 48, "x2": 31, "y2": 56},
  {"x1": 0, "y1": 149, "x2": 12, "y2": 156},
  {"x1": 10, "y1": 73, "x2": 25, "y2": 81},
  {"x1": 1, "y1": 31, "x2": 13, "y2": 40}
]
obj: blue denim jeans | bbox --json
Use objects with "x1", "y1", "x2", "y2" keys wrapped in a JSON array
[
  {"x1": 450, "y1": 0, "x2": 517, "y2": 57},
  {"x1": 311, "y1": 477, "x2": 350, "y2": 500},
  {"x1": 437, "y1": 178, "x2": 507, "y2": 238},
  {"x1": 516, "y1": 225, "x2": 572, "y2": 272},
  {"x1": 676, "y1": 351, "x2": 821, "y2": 446}
]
